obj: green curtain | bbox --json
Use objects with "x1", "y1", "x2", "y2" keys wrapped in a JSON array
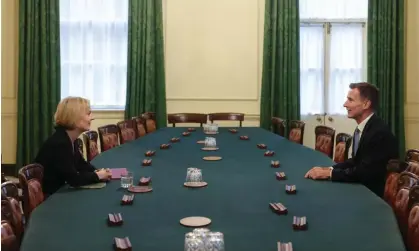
[
  {"x1": 260, "y1": 0, "x2": 300, "y2": 134},
  {"x1": 368, "y1": 0, "x2": 405, "y2": 157},
  {"x1": 125, "y1": 0, "x2": 167, "y2": 128},
  {"x1": 16, "y1": 0, "x2": 61, "y2": 173}
]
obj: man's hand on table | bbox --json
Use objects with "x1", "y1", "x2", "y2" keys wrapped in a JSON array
[{"x1": 304, "y1": 166, "x2": 333, "y2": 180}]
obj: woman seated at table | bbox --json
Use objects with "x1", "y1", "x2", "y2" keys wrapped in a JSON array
[{"x1": 35, "y1": 96, "x2": 110, "y2": 196}]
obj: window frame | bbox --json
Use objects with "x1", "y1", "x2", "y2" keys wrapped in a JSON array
[
  {"x1": 59, "y1": 1, "x2": 129, "y2": 111},
  {"x1": 300, "y1": 18, "x2": 367, "y2": 116}
]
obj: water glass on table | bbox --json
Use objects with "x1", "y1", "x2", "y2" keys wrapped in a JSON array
[
  {"x1": 193, "y1": 228, "x2": 210, "y2": 242},
  {"x1": 120, "y1": 172, "x2": 133, "y2": 188},
  {"x1": 186, "y1": 168, "x2": 203, "y2": 183},
  {"x1": 205, "y1": 232, "x2": 225, "y2": 251},
  {"x1": 205, "y1": 137, "x2": 216, "y2": 147},
  {"x1": 209, "y1": 123, "x2": 218, "y2": 133},
  {"x1": 184, "y1": 232, "x2": 205, "y2": 251}
]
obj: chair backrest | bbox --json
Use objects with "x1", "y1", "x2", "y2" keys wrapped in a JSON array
[
  {"x1": 1, "y1": 198, "x2": 14, "y2": 228},
  {"x1": 407, "y1": 185, "x2": 419, "y2": 251},
  {"x1": 288, "y1": 120, "x2": 305, "y2": 145},
  {"x1": 1, "y1": 196, "x2": 23, "y2": 242},
  {"x1": 384, "y1": 160, "x2": 408, "y2": 208},
  {"x1": 406, "y1": 149, "x2": 419, "y2": 163},
  {"x1": 141, "y1": 112, "x2": 157, "y2": 133},
  {"x1": 1, "y1": 220, "x2": 18, "y2": 251},
  {"x1": 18, "y1": 164, "x2": 44, "y2": 221},
  {"x1": 132, "y1": 116, "x2": 147, "y2": 138},
  {"x1": 407, "y1": 161, "x2": 419, "y2": 176},
  {"x1": 1, "y1": 182, "x2": 19, "y2": 202},
  {"x1": 314, "y1": 125, "x2": 336, "y2": 158},
  {"x1": 82, "y1": 131, "x2": 100, "y2": 162},
  {"x1": 333, "y1": 133, "x2": 352, "y2": 163},
  {"x1": 116, "y1": 120, "x2": 137, "y2": 144},
  {"x1": 208, "y1": 113, "x2": 244, "y2": 127},
  {"x1": 397, "y1": 172, "x2": 419, "y2": 191},
  {"x1": 271, "y1": 117, "x2": 286, "y2": 137},
  {"x1": 394, "y1": 172, "x2": 419, "y2": 238},
  {"x1": 167, "y1": 113, "x2": 208, "y2": 127},
  {"x1": 98, "y1": 124, "x2": 120, "y2": 152},
  {"x1": 1, "y1": 182, "x2": 23, "y2": 237}
]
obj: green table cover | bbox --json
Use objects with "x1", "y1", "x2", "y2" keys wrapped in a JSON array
[{"x1": 20, "y1": 127, "x2": 406, "y2": 251}]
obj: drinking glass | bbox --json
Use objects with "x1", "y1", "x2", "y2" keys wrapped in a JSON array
[
  {"x1": 205, "y1": 232, "x2": 225, "y2": 251},
  {"x1": 210, "y1": 138, "x2": 216, "y2": 147},
  {"x1": 193, "y1": 228, "x2": 210, "y2": 243},
  {"x1": 189, "y1": 169, "x2": 202, "y2": 183},
  {"x1": 186, "y1": 167, "x2": 198, "y2": 182},
  {"x1": 184, "y1": 232, "x2": 205, "y2": 251},
  {"x1": 205, "y1": 137, "x2": 216, "y2": 147},
  {"x1": 120, "y1": 172, "x2": 133, "y2": 188}
]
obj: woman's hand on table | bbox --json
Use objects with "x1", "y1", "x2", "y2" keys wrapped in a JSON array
[{"x1": 95, "y1": 169, "x2": 111, "y2": 181}]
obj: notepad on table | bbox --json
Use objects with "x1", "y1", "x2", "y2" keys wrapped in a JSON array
[{"x1": 110, "y1": 168, "x2": 128, "y2": 180}]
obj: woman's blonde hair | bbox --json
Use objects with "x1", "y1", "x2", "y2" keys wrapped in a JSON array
[{"x1": 54, "y1": 96, "x2": 91, "y2": 129}]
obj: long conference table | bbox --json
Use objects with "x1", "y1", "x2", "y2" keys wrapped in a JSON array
[{"x1": 20, "y1": 127, "x2": 406, "y2": 251}]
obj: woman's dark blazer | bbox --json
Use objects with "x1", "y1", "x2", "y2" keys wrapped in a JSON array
[{"x1": 34, "y1": 126, "x2": 100, "y2": 195}]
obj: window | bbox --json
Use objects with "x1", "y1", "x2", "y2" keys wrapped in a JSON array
[
  {"x1": 299, "y1": 0, "x2": 368, "y2": 115},
  {"x1": 60, "y1": 0, "x2": 129, "y2": 110}
]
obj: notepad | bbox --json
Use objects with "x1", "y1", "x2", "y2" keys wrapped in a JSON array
[{"x1": 111, "y1": 168, "x2": 128, "y2": 180}]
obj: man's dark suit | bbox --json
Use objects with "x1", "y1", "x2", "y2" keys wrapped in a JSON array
[
  {"x1": 34, "y1": 126, "x2": 100, "y2": 195},
  {"x1": 331, "y1": 114, "x2": 399, "y2": 197}
]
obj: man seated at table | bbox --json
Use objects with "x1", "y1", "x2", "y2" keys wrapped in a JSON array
[
  {"x1": 304, "y1": 82, "x2": 398, "y2": 197},
  {"x1": 35, "y1": 96, "x2": 111, "y2": 196}
]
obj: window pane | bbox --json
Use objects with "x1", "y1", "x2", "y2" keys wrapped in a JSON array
[
  {"x1": 300, "y1": 0, "x2": 368, "y2": 20},
  {"x1": 60, "y1": 0, "x2": 128, "y2": 109},
  {"x1": 300, "y1": 25, "x2": 325, "y2": 115},
  {"x1": 327, "y1": 24, "x2": 366, "y2": 115}
]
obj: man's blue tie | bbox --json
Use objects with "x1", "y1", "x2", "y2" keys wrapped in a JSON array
[{"x1": 353, "y1": 128, "x2": 360, "y2": 156}]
